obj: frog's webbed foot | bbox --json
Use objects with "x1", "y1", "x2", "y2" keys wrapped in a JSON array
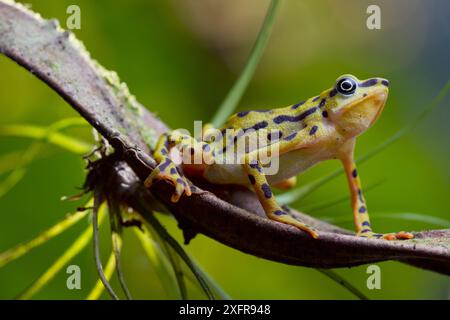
[
  {"x1": 144, "y1": 158, "x2": 192, "y2": 203},
  {"x1": 271, "y1": 210, "x2": 319, "y2": 239},
  {"x1": 357, "y1": 230, "x2": 414, "y2": 240}
]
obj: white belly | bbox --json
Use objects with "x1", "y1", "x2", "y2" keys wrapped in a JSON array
[{"x1": 203, "y1": 148, "x2": 335, "y2": 186}]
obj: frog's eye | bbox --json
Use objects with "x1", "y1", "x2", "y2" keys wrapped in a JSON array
[{"x1": 336, "y1": 77, "x2": 357, "y2": 96}]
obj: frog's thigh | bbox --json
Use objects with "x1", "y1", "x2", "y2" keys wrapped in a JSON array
[{"x1": 272, "y1": 176, "x2": 297, "y2": 190}]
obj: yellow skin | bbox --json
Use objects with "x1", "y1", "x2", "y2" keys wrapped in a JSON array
[{"x1": 145, "y1": 75, "x2": 413, "y2": 240}]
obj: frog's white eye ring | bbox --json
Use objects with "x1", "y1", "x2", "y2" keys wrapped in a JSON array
[{"x1": 336, "y1": 77, "x2": 357, "y2": 96}]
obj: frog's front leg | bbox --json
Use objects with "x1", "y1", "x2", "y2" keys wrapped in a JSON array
[
  {"x1": 340, "y1": 141, "x2": 413, "y2": 240},
  {"x1": 145, "y1": 131, "x2": 213, "y2": 202},
  {"x1": 242, "y1": 151, "x2": 318, "y2": 239}
]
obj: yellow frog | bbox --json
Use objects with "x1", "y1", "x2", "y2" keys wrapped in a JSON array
[{"x1": 145, "y1": 74, "x2": 413, "y2": 241}]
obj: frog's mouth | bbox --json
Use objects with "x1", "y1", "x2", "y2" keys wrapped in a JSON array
[{"x1": 337, "y1": 88, "x2": 388, "y2": 136}]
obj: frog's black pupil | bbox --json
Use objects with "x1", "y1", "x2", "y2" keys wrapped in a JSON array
[{"x1": 337, "y1": 78, "x2": 356, "y2": 95}]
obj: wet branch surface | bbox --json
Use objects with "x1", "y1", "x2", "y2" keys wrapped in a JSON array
[{"x1": 1, "y1": 1, "x2": 449, "y2": 275}]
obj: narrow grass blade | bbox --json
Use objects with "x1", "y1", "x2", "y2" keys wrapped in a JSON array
[
  {"x1": 301, "y1": 179, "x2": 385, "y2": 213},
  {"x1": 322, "y1": 213, "x2": 450, "y2": 228},
  {"x1": 17, "y1": 205, "x2": 106, "y2": 300},
  {"x1": 133, "y1": 227, "x2": 183, "y2": 299},
  {"x1": 92, "y1": 194, "x2": 119, "y2": 300},
  {"x1": 0, "y1": 122, "x2": 91, "y2": 154},
  {"x1": 136, "y1": 203, "x2": 215, "y2": 300},
  {"x1": 107, "y1": 200, "x2": 132, "y2": 300},
  {"x1": 279, "y1": 79, "x2": 450, "y2": 205},
  {"x1": 211, "y1": 0, "x2": 281, "y2": 127},
  {"x1": 0, "y1": 198, "x2": 93, "y2": 268},
  {"x1": 187, "y1": 259, "x2": 231, "y2": 300},
  {"x1": 317, "y1": 269, "x2": 368, "y2": 300},
  {"x1": 86, "y1": 250, "x2": 117, "y2": 300}
]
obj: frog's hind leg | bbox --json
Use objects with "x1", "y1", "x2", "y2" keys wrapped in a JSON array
[
  {"x1": 242, "y1": 158, "x2": 318, "y2": 239},
  {"x1": 340, "y1": 145, "x2": 413, "y2": 240},
  {"x1": 273, "y1": 177, "x2": 297, "y2": 190}
]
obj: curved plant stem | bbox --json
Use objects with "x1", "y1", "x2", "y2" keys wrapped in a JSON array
[
  {"x1": 278, "y1": 79, "x2": 450, "y2": 205},
  {"x1": 108, "y1": 201, "x2": 132, "y2": 299},
  {"x1": 137, "y1": 203, "x2": 215, "y2": 300},
  {"x1": 301, "y1": 179, "x2": 385, "y2": 213},
  {"x1": 317, "y1": 269, "x2": 368, "y2": 300},
  {"x1": 0, "y1": 199, "x2": 93, "y2": 268},
  {"x1": 211, "y1": 0, "x2": 281, "y2": 127},
  {"x1": 133, "y1": 227, "x2": 184, "y2": 299},
  {"x1": 0, "y1": 117, "x2": 91, "y2": 155},
  {"x1": 92, "y1": 193, "x2": 119, "y2": 300},
  {"x1": 87, "y1": 250, "x2": 117, "y2": 300},
  {"x1": 17, "y1": 205, "x2": 106, "y2": 299},
  {"x1": 323, "y1": 213, "x2": 450, "y2": 228}
]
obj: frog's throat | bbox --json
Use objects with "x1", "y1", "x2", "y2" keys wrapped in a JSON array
[{"x1": 333, "y1": 89, "x2": 388, "y2": 138}]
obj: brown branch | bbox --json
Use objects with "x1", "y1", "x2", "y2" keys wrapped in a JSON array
[{"x1": 1, "y1": 0, "x2": 449, "y2": 275}]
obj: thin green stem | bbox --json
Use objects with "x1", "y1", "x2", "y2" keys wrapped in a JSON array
[
  {"x1": 133, "y1": 227, "x2": 184, "y2": 299},
  {"x1": 0, "y1": 118, "x2": 91, "y2": 154},
  {"x1": 317, "y1": 269, "x2": 368, "y2": 300},
  {"x1": 87, "y1": 250, "x2": 117, "y2": 300},
  {"x1": 137, "y1": 204, "x2": 215, "y2": 300},
  {"x1": 0, "y1": 199, "x2": 93, "y2": 269},
  {"x1": 92, "y1": 193, "x2": 119, "y2": 300},
  {"x1": 17, "y1": 205, "x2": 106, "y2": 299},
  {"x1": 211, "y1": 0, "x2": 281, "y2": 127}
]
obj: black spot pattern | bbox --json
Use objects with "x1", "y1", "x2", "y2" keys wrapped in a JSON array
[
  {"x1": 273, "y1": 107, "x2": 318, "y2": 124},
  {"x1": 170, "y1": 168, "x2": 177, "y2": 175},
  {"x1": 274, "y1": 210, "x2": 286, "y2": 216},
  {"x1": 243, "y1": 121, "x2": 269, "y2": 132},
  {"x1": 381, "y1": 80, "x2": 389, "y2": 87},
  {"x1": 309, "y1": 125, "x2": 318, "y2": 135},
  {"x1": 202, "y1": 144, "x2": 210, "y2": 152},
  {"x1": 358, "y1": 189, "x2": 364, "y2": 202},
  {"x1": 359, "y1": 206, "x2": 367, "y2": 213},
  {"x1": 237, "y1": 111, "x2": 250, "y2": 117},
  {"x1": 362, "y1": 221, "x2": 371, "y2": 227},
  {"x1": 248, "y1": 174, "x2": 256, "y2": 185},
  {"x1": 360, "y1": 79, "x2": 378, "y2": 87},
  {"x1": 352, "y1": 169, "x2": 358, "y2": 178},
  {"x1": 249, "y1": 162, "x2": 263, "y2": 173},
  {"x1": 291, "y1": 101, "x2": 305, "y2": 109},
  {"x1": 319, "y1": 99, "x2": 326, "y2": 108},
  {"x1": 284, "y1": 132, "x2": 297, "y2": 141},
  {"x1": 159, "y1": 158, "x2": 172, "y2": 171},
  {"x1": 329, "y1": 88, "x2": 337, "y2": 97},
  {"x1": 261, "y1": 183, "x2": 272, "y2": 198},
  {"x1": 322, "y1": 110, "x2": 328, "y2": 118}
]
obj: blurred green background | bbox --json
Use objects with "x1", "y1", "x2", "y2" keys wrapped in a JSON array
[{"x1": 0, "y1": 0, "x2": 449, "y2": 299}]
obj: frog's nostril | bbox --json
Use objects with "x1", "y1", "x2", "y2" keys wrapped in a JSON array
[{"x1": 381, "y1": 79, "x2": 389, "y2": 87}]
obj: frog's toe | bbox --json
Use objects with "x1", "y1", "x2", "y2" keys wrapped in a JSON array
[
  {"x1": 357, "y1": 231, "x2": 414, "y2": 240},
  {"x1": 170, "y1": 178, "x2": 192, "y2": 203}
]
